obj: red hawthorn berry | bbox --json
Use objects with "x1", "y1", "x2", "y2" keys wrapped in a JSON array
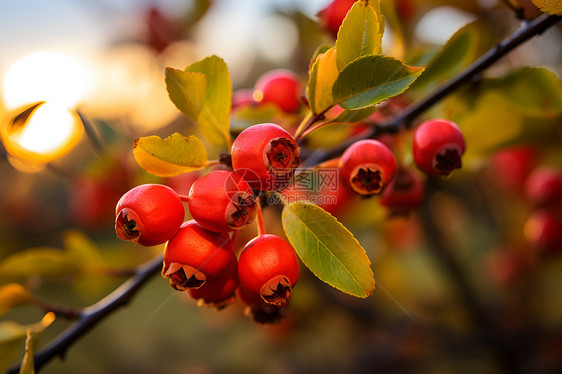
[
  {"x1": 339, "y1": 139, "x2": 397, "y2": 195},
  {"x1": 524, "y1": 210, "x2": 562, "y2": 255},
  {"x1": 232, "y1": 88, "x2": 255, "y2": 111},
  {"x1": 488, "y1": 146, "x2": 539, "y2": 193},
  {"x1": 162, "y1": 220, "x2": 233, "y2": 291},
  {"x1": 238, "y1": 234, "x2": 299, "y2": 307},
  {"x1": 524, "y1": 168, "x2": 562, "y2": 207},
  {"x1": 253, "y1": 69, "x2": 302, "y2": 113},
  {"x1": 115, "y1": 184, "x2": 184, "y2": 246},
  {"x1": 188, "y1": 170, "x2": 256, "y2": 233},
  {"x1": 318, "y1": 0, "x2": 356, "y2": 38},
  {"x1": 188, "y1": 250, "x2": 238, "y2": 309},
  {"x1": 231, "y1": 123, "x2": 300, "y2": 191},
  {"x1": 381, "y1": 168, "x2": 425, "y2": 212},
  {"x1": 413, "y1": 119, "x2": 466, "y2": 177}
]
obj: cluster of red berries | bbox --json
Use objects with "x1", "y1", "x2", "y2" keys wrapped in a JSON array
[{"x1": 115, "y1": 123, "x2": 302, "y2": 321}]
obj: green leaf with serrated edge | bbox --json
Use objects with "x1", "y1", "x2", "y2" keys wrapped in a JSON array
[
  {"x1": 0, "y1": 248, "x2": 78, "y2": 279},
  {"x1": 133, "y1": 133, "x2": 208, "y2": 177},
  {"x1": 307, "y1": 47, "x2": 339, "y2": 114},
  {"x1": 185, "y1": 55, "x2": 233, "y2": 148},
  {"x1": 412, "y1": 22, "x2": 480, "y2": 90},
  {"x1": 165, "y1": 68, "x2": 207, "y2": 122},
  {"x1": 336, "y1": 0, "x2": 383, "y2": 71},
  {"x1": 531, "y1": 0, "x2": 562, "y2": 15},
  {"x1": 281, "y1": 203, "x2": 375, "y2": 298},
  {"x1": 333, "y1": 55, "x2": 424, "y2": 110},
  {"x1": 0, "y1": 284, "x2": 34, "y2": 316}
]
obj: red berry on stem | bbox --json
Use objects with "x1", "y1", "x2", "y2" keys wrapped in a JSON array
[
  {"x1": 232, "y1": 123, "x2": 300, "y2": 191},
  {"x1": 318, "y1": 0, "x2": 356, "y2": 38},
  {"x1": 339, "y1": 139, "x2": 397, "y2": 195},
  {"x1": 238, "y1": 234, "x2": 299, "y2": 307},
  {"x1": 188, "y1": 250, "x2": 238, "y2": 309},
  {"x1": 188, "y1": 170, "x2": 256, "y2": 233},
  {"x1": 413, "y1": 119, "x2": 466, "y2": 177},
  {"x1": 381, "y1": 168, "x2": 425, "y2": 212},
  {"x1": 162, "y1": 220, "x2": 233, "y2": 291},
  {"x1": 115, "y1": 184, "x2": 184, "y2": 246},
  {"x1": 524, "y1": 168, "x2": 562, "y2": 207},
  {"x1": 253, "y1": 69, "x2": 302, "y2": 113}
]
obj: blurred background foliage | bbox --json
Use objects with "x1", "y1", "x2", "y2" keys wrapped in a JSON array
[{"x1": 0, "y1": 0, "x2": 561, "y2": 373}]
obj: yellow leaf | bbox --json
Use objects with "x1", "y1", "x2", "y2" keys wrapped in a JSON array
[
  {"x1": 307, "y1": 47, "x2": 339, "y2": 114},
  {"x1": 531, "y1": 0, "x2": 562, "y2": 15},
  {"x1": 133, "y1": 133, "x2": 208, "y2": 177},
  {"x1": 0, "y1": 284, "x2": 34, "y2": 316}
]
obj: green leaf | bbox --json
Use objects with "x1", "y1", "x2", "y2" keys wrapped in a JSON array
[
  {"x1": 281, "y1": 203, "x2": 376, "y2": 298},
  {"x1": 0, "y1": 248, "x2": 78, "y2": 280},
  {"x1": 333, "y1": 55, "x2": 424, "y2": 110},
  {"x1": 488, "y1": 67, "x2": 562, "y2": 118},
  {"x1": 133, "y1": 133, "x2": 208, "y2": 177},
  {"x1": 412, "y1": 22, "x2": 480, "y2": 90},
  {"x1": 185, "y1": 55, "x2": 233, "y2": 148},
  {"x1": 336, "y1": 0, "x2": 384, "y2": 70},
  {"x1": 0, "y1": 284, "x2": 34, "y2": 316},
  {"x1": 307, "y1": 47, "x2": 339, "y2": 114},
  {"x1": 166, "y1": 55, "x2": 233, "y2": 148},
  {"x1": 63, "y1": 230, "x2": 106, "y2": 274},
  {"x1": 531, "y1": 0, "x2": 562, "y2": 15},
  {"x1": 331, "y1": 106, "x2": 377, "y2": 123}
]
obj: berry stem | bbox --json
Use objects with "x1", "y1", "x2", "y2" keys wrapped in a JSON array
[
  {"x1": 256, "y1": 197, "x2": 266, "y2": 237},
  {"x1": 179, "y1": 194, "x2": 190, "y2": 202}
]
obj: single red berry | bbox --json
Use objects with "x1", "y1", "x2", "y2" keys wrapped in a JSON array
[
  {"x1": 413, "y1": 119, "x2": 466, "y2": 177},
  {"x1": 339, "y1": 139, "x2": 397, "y2": 195},
  {"x1": 524, "y1": 210, "x2": 562, "y2": 254},
  {"x1": 381, "y1": 168, "x2": 425, "y2": 212},
  {"x1": 238, "y1": 234, "x2": 299, "y2": 307},
  {"x1": 524, "y1": 168, "x2": 562, "y2": 207},
  {"x1": 318, "y1": 0, "x2": 356, "y2": 38},
  {"x1": 115, "y1": 184, "x2": 184, "y2": 246},
  {"x1": 188, "y1": 170, "x2": 256, "y2": 233},
  {"x1": 162, "y1": 220, "x2": 233, "y2": 290},
  {"x1": 188, "y1": 250, "x2": 238, "y2": 309},
  {"x1": 253, "y1": 69, "x2": 302, "y2": 113},
  {"x1": 488, "y1": 146, "x2": 539, "y2": 193},
  {"x1": 232, "y1": 88, "x2": 255, "y2": 111},
  {"x1": 231, "y1": 123, "x2": 300, "y2": 191}
]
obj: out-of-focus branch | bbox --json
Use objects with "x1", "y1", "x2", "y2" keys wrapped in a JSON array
[{"x1": 6, "y1": 255, "x2": 164, "y2": 374}]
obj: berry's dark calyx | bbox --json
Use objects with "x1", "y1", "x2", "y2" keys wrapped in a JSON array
[
  {"x1": 226, "y1": 194, "x2": 257, "y2": 229},
  {"x1": 435, "y1": 148, "x2": 462, "y2": 176},
  {"x1": 260, "y1": 275, "x2": 292, "y2": 306},
  {"x1": 266, "y1": 138, "x2": 300, "y2": 173},
  {"x1": 351, "y1": 167, "x2": 383, "y2": 195},
  {"x1": 162, "y1": 263, "x2": 207, "y2": 290},
  {"x1": 115, "y1": 210, "x2": 140, "y2": 242}
]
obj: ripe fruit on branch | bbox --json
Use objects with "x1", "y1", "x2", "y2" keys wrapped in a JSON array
[
  {"x1": 162, "y1": 220, "x2": 233, "y2": 291},
  {"x1": 253, "y1": 69, "x2": 302, "y2": 113},
  {"x1": 318, "y1": 0, "x2": 356, "y2": 38},
  {"x1": 231, "y1": 123, "x2": 300, "y2": 191},
  {"x1": 413, "y1": 119, "x2": 466, "y2": 177},
  {"x1": 187, "y1": 170, "x2": 256, "y2": 233},
  {"x1": 237, "y1": 234, "x2": 300, "y2": 307},
  {"x1": 524, "y1": 168, "x2": 562, "y2": 207},
  {"x1": 115, "y1": 184, "x2": 184, "y2": 246},
  {"x1": 381, "y1": 167, "x2": 425, "y2": 212},
  {"x1": 524, "y1": 210, "x2": 562, "y2": 254},
  {"x1": 339, "y1": 139, "x2": 397, "y2": 195},
  {"x1": 188, "y1": 250, "x2": 238, "y2": 309}
]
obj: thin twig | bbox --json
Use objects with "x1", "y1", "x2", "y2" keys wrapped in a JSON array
[{"x1": 6, "y1": 255, "x2": 163, "y2": 374}]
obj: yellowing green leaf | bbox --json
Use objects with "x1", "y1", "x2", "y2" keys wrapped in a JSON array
[
  {"x1": 336, "y1": 0, "x2": 384, "y2": 70},
  {"x1": 333, "y1": 55, "x2": 424, "y2": 110},
  {"x1": 281, "y1": 203, "x2": 376, "y2": 298},
  {"x1": 0, "y1": 284, "x2": 34, "y2": 316},
  {"x1": 307, "y1": 47, "x2": 339, "y2": 114},
  {"x1": 165, "y1": 68, "x2": 207, "y2": 121},
  {"x1": 0, "y1": 322, "x2": 26, "y2": 373},
  {"x1": 531, "y1": 0, "x2": 562, "y2": 15},
  {"x1": 0, "y1": 248, "x2": 78, "y2": 280},
  {"x1": 19, "y1": 313, "x2": 55, "y2": 374},
  {"x1": 185, "y1": 55, "x2": 233, "y2": 148},
  {"x1": 133, "y1": 133, "x2": 208, "y2": 177},
  {"x1": 64, "y1": 230, "x2": 105, "y2": 272}
]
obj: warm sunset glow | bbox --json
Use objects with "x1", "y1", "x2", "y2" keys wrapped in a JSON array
[
  {"x1": 1, "y1": 102, "x2": 83, "y2": 164},
  {"x1": 2, "y1": 51, "x2": 92, "y2": 109}
]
